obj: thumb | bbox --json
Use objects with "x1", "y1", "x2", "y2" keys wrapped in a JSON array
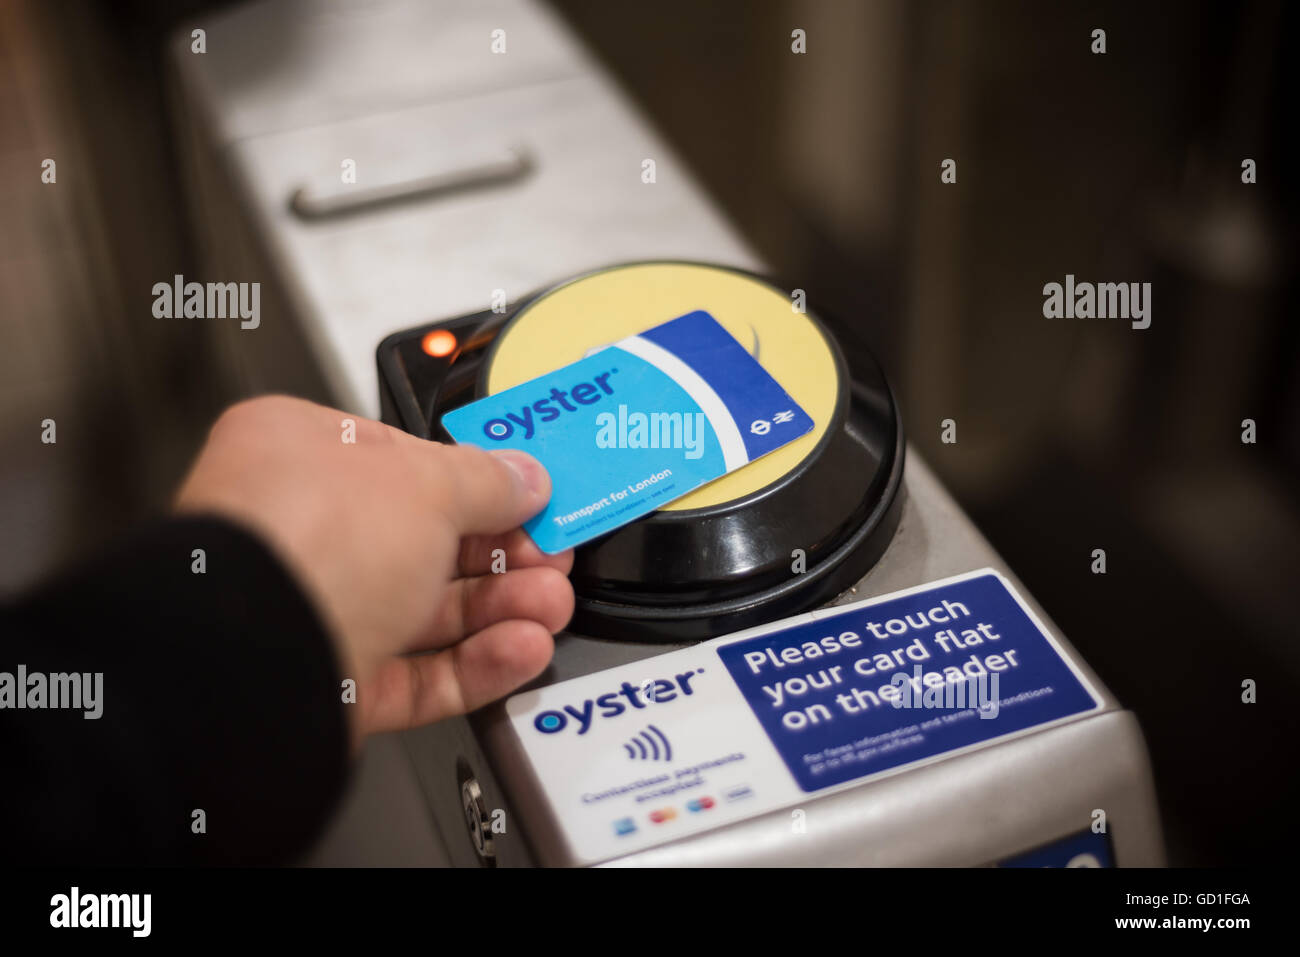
[{"x1": 432, "y1": 444, "x2": 551, "y2": 537}]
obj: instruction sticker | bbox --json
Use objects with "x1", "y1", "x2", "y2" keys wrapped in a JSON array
[
  {"x1": 441, "y1": 310, "x2": 813, "y2": 553},
  {"x1": 506, "y1": 570, "x2": 1104, "y2": 865}
]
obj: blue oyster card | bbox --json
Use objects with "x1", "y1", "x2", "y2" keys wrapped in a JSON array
[{"x1": 440, "y1": 310, "x2": 813, "y2": 553}]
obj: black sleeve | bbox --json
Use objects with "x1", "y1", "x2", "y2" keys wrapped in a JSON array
[{"x1": 0, "y1": 515, "x2": 351, "y2": 865}]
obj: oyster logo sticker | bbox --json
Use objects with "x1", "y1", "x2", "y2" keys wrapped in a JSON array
[
  {"x1": 507, "y1": 570, "x2": 1104, "y2": 866},
  {"x1": 532, "y1": 670, "x2": 704, "y2": 736}
]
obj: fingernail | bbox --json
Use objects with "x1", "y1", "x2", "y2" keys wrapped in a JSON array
[{"x1": 495, "y1": 450, "x2": 548, "y2": 497}]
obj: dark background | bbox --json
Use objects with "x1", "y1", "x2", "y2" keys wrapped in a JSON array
[{"x1": 1, "y1": 0, "x2": 1295, "y2": 866}]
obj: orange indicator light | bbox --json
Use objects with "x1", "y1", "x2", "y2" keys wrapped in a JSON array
[{"x1": 421, "y1": 329, "x2": 457, "y2": 358}]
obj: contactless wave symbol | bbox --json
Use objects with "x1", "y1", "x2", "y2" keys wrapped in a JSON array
[{"x1": 623, "y1": 724, "x2": 673, "y2": 761}]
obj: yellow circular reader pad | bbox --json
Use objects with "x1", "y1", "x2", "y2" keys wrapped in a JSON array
[{"x1": 485, "y1": 262, "x2": 840, "y2": 511}]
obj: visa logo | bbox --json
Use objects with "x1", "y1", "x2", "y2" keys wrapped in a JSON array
[
  {"x1": 532, "y1": 669, "x2": 703, "y2": 735},
  {"x1": 481, "y1": 369, "x2": 618, "y2": 441}
]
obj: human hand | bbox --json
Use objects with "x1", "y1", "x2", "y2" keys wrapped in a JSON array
[{"x1": 174, "y1": 395, "x2": 573, "y2": 743}]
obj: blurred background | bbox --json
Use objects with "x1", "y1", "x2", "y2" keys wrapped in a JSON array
[{"x1": 1, "y1": 0, "x2": 1295, "y2": 866}]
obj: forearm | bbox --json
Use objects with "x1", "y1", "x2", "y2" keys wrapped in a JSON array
[{"x1": 0, "y1": 516, "x2": 350, "y2": 865}]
